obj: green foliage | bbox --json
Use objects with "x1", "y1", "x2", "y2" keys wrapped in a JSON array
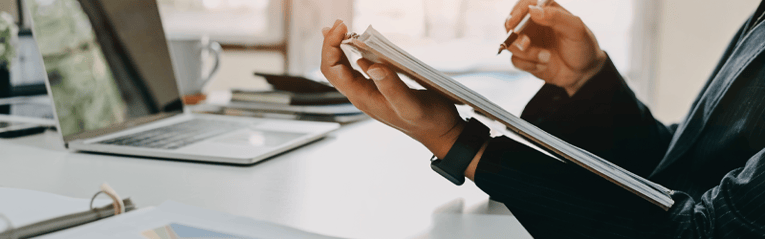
[{"x1": 0, "y1": 12, "x2": 18, "y2": 68}]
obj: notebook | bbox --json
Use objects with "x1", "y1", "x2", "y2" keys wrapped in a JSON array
[{"x1": 341, "y1": 26, "x2": 674, "y2": 210}]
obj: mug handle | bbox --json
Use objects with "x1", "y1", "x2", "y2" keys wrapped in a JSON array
[{"x1": 200, "y1": 41, "x2": 222, "y2": 86}]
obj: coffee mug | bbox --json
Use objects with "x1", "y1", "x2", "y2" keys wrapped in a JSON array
[{"x1": 167, "y1": 37, "x2": 222, "y2": 96}]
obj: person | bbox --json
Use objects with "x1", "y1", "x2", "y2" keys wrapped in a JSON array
[{"x1": 320, "y1": 0, "x2": 765, "y2": 238}]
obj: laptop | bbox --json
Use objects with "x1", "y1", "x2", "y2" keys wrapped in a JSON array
[{"x1": 25, "y1": 0, "x2": 340, "y2": 164}]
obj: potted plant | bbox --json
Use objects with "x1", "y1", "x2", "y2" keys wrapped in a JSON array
[{"x1": 0, "y1": 12, "x2": 18, "y2": 114}]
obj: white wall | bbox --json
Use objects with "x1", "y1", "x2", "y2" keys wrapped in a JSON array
[
  {"x1": 287, "y1": 0, "x2": 353, "y2": 75},
  {"x1": 653, "y1": 0, "x2": 760, "y2": 123}
]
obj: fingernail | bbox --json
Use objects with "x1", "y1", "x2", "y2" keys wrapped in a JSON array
[
  {"x1": 333, "y1": 19, "x2": 343, "y2": 28},
  {"x1": 367, "y1": 68, "x2": 386, "y2": 81},
  {"x1": 536, "y1": 64, "x2": 547, "y2": 71},
  {"x1": 514, "y1": 35, "x2": 530, "y2": 51},
  {"x1": 505, "y1": 14, "x2": 513, "y2": 29},
  {"x1": 529, "y1": 5, "x2": 544, "y2": 18},
  {"x1": 321, "y1": 27, "x2": 330, "y2": 36},
  {"x1": 538, "y1": 50, "x2": 551, "y2": 63}
]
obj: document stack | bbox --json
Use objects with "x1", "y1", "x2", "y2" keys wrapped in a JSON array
[{"x1": 211, "y1": 73, "x2": 367, "y2": 123}]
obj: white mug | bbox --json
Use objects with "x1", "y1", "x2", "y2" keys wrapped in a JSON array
[{"x1": 167, "y1": 37, "x2": 222, "y2": 96}]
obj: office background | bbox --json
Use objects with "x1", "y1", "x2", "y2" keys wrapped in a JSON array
[
  {"x1": 2, "y1": 0, "x2": 761, "y2": 123},
  {"x1": 0, "y1": 0, "x2": 762, "y2": 237}
]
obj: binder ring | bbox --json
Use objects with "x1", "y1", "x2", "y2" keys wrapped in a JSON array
[
  {"x1": 89, "y1": 183, "x2": 125, "y2": 215},
  {"x1": 0, "y1": 213, "x2": 16, "y2": 239},
  {"x1": 89, "y1": 191, "x2": 106, "y2": 210}
]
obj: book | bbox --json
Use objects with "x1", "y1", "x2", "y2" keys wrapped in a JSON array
[
  {"x1": 231, "y1": 90, "x2": 350, "y2": 105},
  {"x1": 237, "y1": 73, "x2": 352, "y2": 106},
  {"x1": 341, "y1": 26, "x2": 675, "y2": 211},
  {"x1": 222, "y1": 108, "x2": 368, "y2": 124},
  {"x1": 219, "y1": 101, "x2": 362, "y2": 115}
]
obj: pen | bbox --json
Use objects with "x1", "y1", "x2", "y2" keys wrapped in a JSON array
[{"x1": 497, "y1": 0, "x2": 554, "y2": 55}]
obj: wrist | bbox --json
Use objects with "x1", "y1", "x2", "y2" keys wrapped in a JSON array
[
  {"x1": 430, "y1": 118, "x2": 490, "y2": 185},
  {"x1": 464, "y1": 140, "x2": 488, "y2": 181},
  {"x1": 565, "y1": 50, "x2": 607, "y2": 96},
  {"x1": 423, "y1": 119, "x2": 466, "y2": 159}
]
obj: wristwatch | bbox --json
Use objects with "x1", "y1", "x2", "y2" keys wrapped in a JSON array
[{"x1": 431, "y1": 118, "x2": 491, "y2": 185}]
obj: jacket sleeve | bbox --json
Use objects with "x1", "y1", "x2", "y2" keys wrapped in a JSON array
[
  {"x1": 472, "y1": 56, "x2": 677, "y2": 238},
  {"x1": 517, "y1": 55, "x2": 673, "y2": 177},
  {"x1": 474, "y1": 136, "x2": 765, "y2": 238},
  {"x1": 472, "y1": 55, "x2": 765, "y2": 238}
]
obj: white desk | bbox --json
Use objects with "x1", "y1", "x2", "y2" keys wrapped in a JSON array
[{"x1": 0, "y1": 119, "x2": 529, "y2": 239}]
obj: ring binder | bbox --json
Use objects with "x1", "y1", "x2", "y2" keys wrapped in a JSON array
[
  {"x1": 0, "y1": 184, "x2": 135, "y2": 239},
  {"x1": 90, "y1": 183, "x2": 125, "y2": 215},
  {"x1": 0, "y1": 214, "x2": 15, "y2": 239}
]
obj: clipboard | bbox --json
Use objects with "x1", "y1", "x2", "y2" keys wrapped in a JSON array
[{"x1": 341, "y1": 25, "x2": 675, "y2": 211}]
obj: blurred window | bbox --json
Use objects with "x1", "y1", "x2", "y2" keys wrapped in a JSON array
[
  {"x1": 157, "y1": 0, "x2": 284, "y2": 45},
  {"x1": 353, "y1": 0, "x2": 637, "y2": 74}
]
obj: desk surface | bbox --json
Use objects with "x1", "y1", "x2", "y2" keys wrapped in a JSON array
[
  {"x1": 0, "y1": 119, "x2": 527, "y2": 238},
  {"x1": 0, "y1": 72, "x2": 542, "y2": 238}
]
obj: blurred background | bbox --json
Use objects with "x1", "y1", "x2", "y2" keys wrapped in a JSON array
[{"x1": 1, "y1": 0, "x2": 761, "y2": 123}]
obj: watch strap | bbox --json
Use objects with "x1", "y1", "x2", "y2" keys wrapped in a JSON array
[{"x1": 431, "y1": 118, "x2": 490, "y2": 185}]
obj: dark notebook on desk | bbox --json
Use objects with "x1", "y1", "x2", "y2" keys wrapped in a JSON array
[
  {"x1": 235, "y1": 73, "x2": 350, "y2": 106},
  {"x1": 341, "y1": 26, "x2": 675, "y2": 210},
  {"x1": 213, "y1": 73, "x2": 365, "y2": 123}
]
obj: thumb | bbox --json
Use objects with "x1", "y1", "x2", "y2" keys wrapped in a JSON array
[
  {"x1": 360, "y1": 61, "x2": 421, "y2": 119},
  {"x1": 528, "y1": 5, "x2": 585, "y2": 39}
]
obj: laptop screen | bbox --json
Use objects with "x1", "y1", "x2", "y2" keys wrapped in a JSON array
[{"x1": 27, "y1": 0, "x2": 182, "y2": 139}]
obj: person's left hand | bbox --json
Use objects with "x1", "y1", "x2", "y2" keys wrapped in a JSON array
[{"x1": 320, "y1": 20, "x2": 465, "y2": 159}]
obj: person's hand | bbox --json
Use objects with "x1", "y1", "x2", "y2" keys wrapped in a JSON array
[
  {"x1": 320, "y1": 20, "x2": 466, "y2": 159},
  {"x1": 504, "y1": 0, "x2": 606, "y2": 96}
]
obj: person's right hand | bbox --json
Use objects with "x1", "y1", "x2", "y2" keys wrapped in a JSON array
[{"x1": 504, "y1": 0, "x2": 606, "y2": 96}]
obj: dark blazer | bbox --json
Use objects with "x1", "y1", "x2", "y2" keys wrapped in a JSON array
[{"x1": 472, "y1": 4, "x2": 765, "y2": 239}]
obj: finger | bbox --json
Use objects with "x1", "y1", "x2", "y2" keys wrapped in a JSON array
[
  {"x1": 320, "y1": 21, "x2": 381, "y2": 102},
  {"x1": 320, "y1": 20, "x2": 353, "y2": 85},
  {"x1": 321, "y1": 27, "x2": 330, "y2": 37},
  {"x1": 505, "y1": 0, "x2": 537, "y2": 32},
  {"x1": 528, "y1": 5, "x2": 585, "y2": 38},
  {"x1": 510, "y1": 34, "x2": 531, "y2": 52},
  {"x1": 511, "y1": 56, "x2": 547, "y2": 73},
  {"x1": 354, "y1": 60, "x2": 418, "y2": 130},
  {"x1": 359, "y1": 62, "x2": 423, "y2": 121},
  {"x1": 321, "y1": 20, "x2": 349, "y2": 68},
  {"x1": 504, "y1": 14, "x2": 513, "y2": 32},
  {"x1": 508, "y1": 43, "x2": 553, "y2": 65}
]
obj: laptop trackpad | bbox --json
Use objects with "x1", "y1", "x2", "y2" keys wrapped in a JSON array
[{"x1": 214, "y1": 129, "x2": 306, "y2": 147}]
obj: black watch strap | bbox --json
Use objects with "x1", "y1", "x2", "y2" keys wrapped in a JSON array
[{"x1": 431, "y1": 118, "x2": 491, "y2": 185}]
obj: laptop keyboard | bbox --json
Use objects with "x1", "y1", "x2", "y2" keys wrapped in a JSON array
[{"x1": 97, "y1": 119, "x2": 248, "y2": 149}]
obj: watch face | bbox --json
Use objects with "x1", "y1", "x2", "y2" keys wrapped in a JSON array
[{"x1": 431, "y1": 160, "x2": 465, "y2": 185}]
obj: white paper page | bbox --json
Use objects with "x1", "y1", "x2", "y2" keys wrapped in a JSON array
[
  {"x1": 472, "y1": 114, "x2": 564, "y2": 162},
  {"x1": 0, "y1": 188, "x2": 112, "y2": 231}
]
